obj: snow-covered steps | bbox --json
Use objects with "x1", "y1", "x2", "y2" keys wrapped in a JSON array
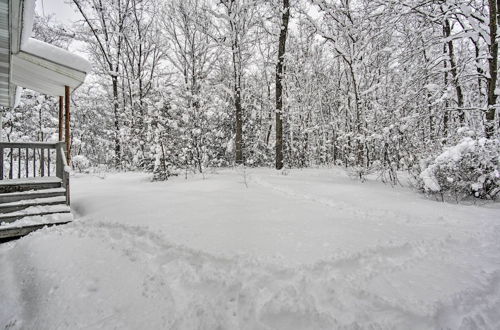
[
  {"x1": 0, "y1": 204, "x2": 71, "y2": 223},
  {"x1": 0, "y1": 177, "x2": 71, "y2": 240},
  {"x1": 0, "y1": 213, "x2": 73, "y2": 239},
  {"x1": 0, "y1": 187, "x2": 67, "y2": 203},
  {"x1": 0, "y1": 196, "x2": 67, "y2": 213},
  {"x1": 0, "y1": 177, "x2": 62, "y2": 194}
]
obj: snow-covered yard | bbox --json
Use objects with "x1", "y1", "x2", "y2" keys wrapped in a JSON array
[{"x1": 1, "y1": 168, "x2": 499, "y2": 329}]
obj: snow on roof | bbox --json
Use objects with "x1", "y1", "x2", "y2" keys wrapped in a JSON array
[
  {"x1": 3, "y1": 0, "x2": 91, "y2": 107},
  {"x1": 18, "y1": 0, "x2": 91, "y2": 74},
  {"x1": 21, "y1": 0, "x2": 36, "y2": 47},
  {"x1": 22, "y1": 38, "x2": 92, "y2": 73}
]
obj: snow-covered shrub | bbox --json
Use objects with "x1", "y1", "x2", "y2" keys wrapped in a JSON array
[
  {"x1": 419, "y1": 137, "x2": 499, "y2": 200},
  {"x1": 152, "y1": 149, "x2": 174, "y2": 181},
  {"x1": 371, "y1": 160, "x2": 400, "y2": 186},
  {"x1": 72, "y1": 155, "x2": 91, "y2": 173},
  {"x1": 347, "y1": 166, "x2": 369, "y2": 182}
]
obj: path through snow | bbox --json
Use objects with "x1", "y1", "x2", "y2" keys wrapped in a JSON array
[{"x1": 1, "y1": 168, "x2": 499, "y2": 329}]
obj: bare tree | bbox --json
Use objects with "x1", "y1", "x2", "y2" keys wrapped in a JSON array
[
  {"x1": 275, "y1": 0, "x2": 290, "y2": 170},
  {"x1": 162, "y1": 0, "x2": 219, "y2": 173},
  {"x1": 486, "y1": 0, "x2": 498, "y2": 137},
  {"x1": 72, "y1": 0, "x2": 132, "y2": 167},
  {"x1": 217, "y1": 0, "x2": 257, "y2": 164},
  {"x1": 121, "y1": 0, "x2": 165, "y2": 162}
]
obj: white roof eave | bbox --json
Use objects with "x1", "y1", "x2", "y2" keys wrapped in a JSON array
[
  {"x1": 5, "y1": 0, "x2": 91, "y2": 106},
  {"x1": 21, "y1": 38, "x2": 92, "y2": 74},
  {"x1": 12, "y1": 51, "x2": 87, "y2": 97}
]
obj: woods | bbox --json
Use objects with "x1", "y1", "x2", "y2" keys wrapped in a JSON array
[
  {"x1": 3, "y1": 0, "x2": 499, "y2": 196},
  {"x1": 1, "y1": 1, "x2": 500, "y2": 326}
]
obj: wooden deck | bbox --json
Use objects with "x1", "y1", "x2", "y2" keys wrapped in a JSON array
[{"x1": 0, "y1": 142, "x2": 72, "y2": 240}]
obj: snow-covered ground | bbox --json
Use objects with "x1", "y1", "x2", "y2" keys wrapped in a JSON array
[{"x1": 1, "y1": 168, "x2": 499, "y2": 329}]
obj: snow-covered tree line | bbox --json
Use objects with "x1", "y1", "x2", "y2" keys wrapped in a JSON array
[{"x1": 3, "y1": 0, "x2": 499, "y2": 197}]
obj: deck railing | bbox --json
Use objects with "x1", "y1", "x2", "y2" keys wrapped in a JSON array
[{"x1": 0, "y1": 142, "x2": 70, "y2": 204}]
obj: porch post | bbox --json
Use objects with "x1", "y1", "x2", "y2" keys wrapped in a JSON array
[
  {"x1": 64, "y1": 85, "x2": 71, "y2": 164},
  {"x1": 59, "y1": 96, "x2": 64, "y2": 141}
]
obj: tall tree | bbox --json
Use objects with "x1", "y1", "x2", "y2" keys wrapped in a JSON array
[
  {"x1": 72, "y1": 0, "x2": 131, "y2": 167},
  {"x1": 121, "y1": 0, "x2": 165, "y2": 165},
  {"x1": 486, "y1": 0, "x2": 498, "y2": 137},
  {"x1": 216, "y1": 0, "x2": 257, "y2": 164},
  {"x1": 275, "y1": 0, "x2": 290, "y2": 170},
  {"x1": 442, "y1": 15, "x2": 465, "y2": 124},
  {"x1": 162, "y1": 0, "x2": 219, "y2": 173}
]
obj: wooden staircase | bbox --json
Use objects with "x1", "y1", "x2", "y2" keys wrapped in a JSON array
[{"x1": 0, "y1": 142, "x2": 72, "y2": 240}]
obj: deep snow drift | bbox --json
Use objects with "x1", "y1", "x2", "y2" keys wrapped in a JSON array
[{"x1": 1, "y1": 168, "x2": 499, "y2": 329}]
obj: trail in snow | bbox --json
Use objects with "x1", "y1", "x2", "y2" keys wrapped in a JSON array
[
  {"x1": 1, "y1": 168, "x2": 499, "y2": 329},
  {"x1": 2, "y1": 220, "x2": 499, "y2": 329}
]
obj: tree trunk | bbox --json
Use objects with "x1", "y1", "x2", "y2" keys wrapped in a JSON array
[
  {"x1": 275, "y1": 0, "x2": 290, "y2": 170},
  {"x1": 234, "y1": 66, "x2": 243, "y2": 164},
  {"x1": 486, "y1": 0, "x2": 498, "y2": 138},
  {"x1": 443, "y1": 42, "x2": 449, "y2": 144},
  {"x1": 265, "y1": 81, "x2": 272, "y2": 146},
  {"x1": 472, "y1": 41, "x2": 484, "y2": 102},
  {"x1": 228, "y1": 1, "x2": 244, "y2": 165},
  {"x1": 112, "y1": 75, "x2": 122, "y2": 167},
  {"x1": 443, "y1": 19, "x2": 465, "y2": 124}
]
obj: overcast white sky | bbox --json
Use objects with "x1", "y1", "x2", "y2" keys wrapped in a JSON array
[
  {"x1": 35, "y1": 0, "x2": 79, "y2": 24},
  {"x1": 35, "y1": 0, "x2": 90, "y2": 58}
]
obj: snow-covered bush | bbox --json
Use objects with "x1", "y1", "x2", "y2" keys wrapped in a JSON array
[
  {"x1": 347, "y1": 166, "x2": 370, "y2": 182},
  {"x1": 72, "y1": 155, "x2": 91, "y2": 173},
  {"x1": 419, "y1": 137, "x2": 499, "y2": 200}
]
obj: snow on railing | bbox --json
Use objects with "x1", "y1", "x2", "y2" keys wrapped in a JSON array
[{"x1": 0, "y1": 141, "x2": 70, "y2": 204}]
